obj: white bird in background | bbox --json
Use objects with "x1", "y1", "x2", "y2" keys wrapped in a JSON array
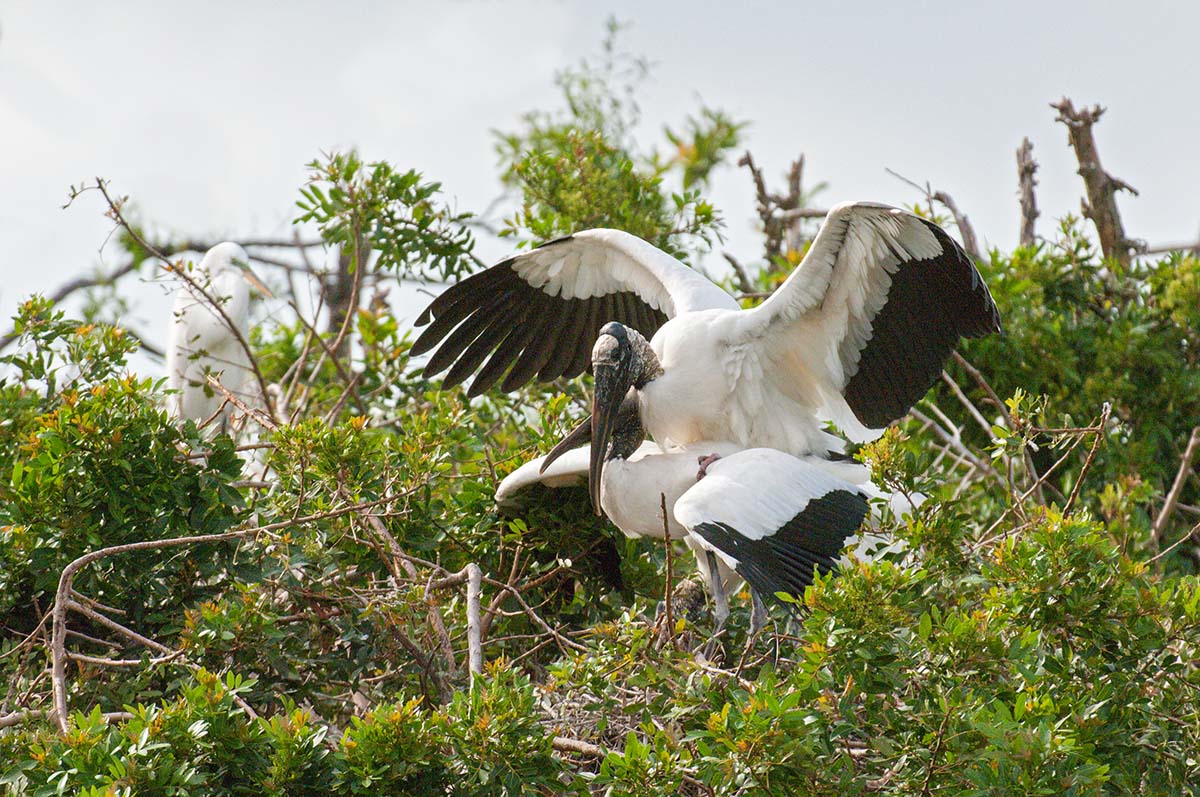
[
  {"x1": 166, "y1": 242, "x2": 271, "y2": 431},
  {"x1": 413, "y1": 202, "x2": 1002, "y2": 497}
]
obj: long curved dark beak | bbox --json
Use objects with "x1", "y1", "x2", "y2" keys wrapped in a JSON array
[
  {"x1": 540, "y1": 414, "x2": 592, "y2": 474},
  {"x1": 589, "y1": 357, "x2": 634, "y2": 516}
]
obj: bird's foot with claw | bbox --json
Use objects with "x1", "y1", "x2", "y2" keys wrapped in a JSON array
[{"x1": 696, "y1": 453, "x2": 722, "y2": 480}]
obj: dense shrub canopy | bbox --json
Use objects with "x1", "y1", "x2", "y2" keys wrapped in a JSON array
[{"x1": 2, "y1": 27, "x2": 1198, "y2": 797}]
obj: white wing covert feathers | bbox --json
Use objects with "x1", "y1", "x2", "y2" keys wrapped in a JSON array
[
  {"x1": 675, "y1": 449, "x2": 870, "y2": 600},
  {"x1": 419, "y1": 204, "x2": 1000, "y2": 451},
  {"x1": 742, "y1": 202, "x2": 1001, "y2": 432}
]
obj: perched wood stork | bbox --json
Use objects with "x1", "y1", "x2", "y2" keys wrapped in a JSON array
[
  {"x1": 497, "y1": 405, "x2": 873, "y2": 632},
  {"x1": 166, "y1": 242, "x2": 271, "y2": 430},
  {"x1": 414, "y1": 203, "x2": 1001, "y2": 485}
]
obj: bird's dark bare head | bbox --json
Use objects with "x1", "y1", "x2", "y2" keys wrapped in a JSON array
[
  {"x1": 593, "y1": 322, "x2": 660, "y2": 388},
  {"x1": 589, "y1": 322, "x2": 661, "y2": 516},
  {"x1": 592, "y1": 321, "x2": 630, "y2": 362}
]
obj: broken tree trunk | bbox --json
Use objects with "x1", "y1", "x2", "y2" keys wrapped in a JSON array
[
  {"x1": 1051, "y1": 98, "x2": 1141, "y2": 265},
  {"x1": 1016, "y1": 137, "x2": 1039, "y2": 247}
]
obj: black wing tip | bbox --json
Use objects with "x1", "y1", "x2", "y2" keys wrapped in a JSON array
[
  {"x1": 846, "y1": 489, "x2": 872, "y2": 525},
  {"x1": 929, "y1": 220, "x2": 1003, "y2": 339},
  {"x1": 840, "y1": 213, "x2": 1003, "y2": 428},
  {"x1": 423, "y1": 363, "x2": 459, "y2": 385},
  {"x1": 960, "y1": 288, "x2": 1003, "y2": 339},
  {"x1": 408, "y1": 237, "x2": 670, "y2": 396},
  {"x1": 691, "y1": 487, "x2": 869, "y2": 601},
  {"x1": 411, "y1": 328, "x2": 441, "y2": 356}
]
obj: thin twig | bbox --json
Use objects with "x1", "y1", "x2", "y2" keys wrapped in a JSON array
[
  {"x1": 1150, "y1": 426, "x2": 1200, "y2": 554},
  {"x1": 722, "y1": 253, "x2": 754, "y2": 294},
  {"x1": 48, "y1": 497, "x2": 395, "y2": 731},
  {"x1": 952, "y1": 352, "x2": 1044, "y2": 503},
  {"x1": 1063, "y1": 403, "x2": 1111, "y2": 517},
  {"x1": 356, "y1": 508, "x2": 456, "y2": 701},
  {"x1": 1147, "y1": 519, "x2": 1200, "y2": 564},
  {"x1": 206, "y1": 376, "x2": 277, "y2": 431},
  {"x1": 939, "y1": 371, "x2": 991, "y2": 436},
  {"x1": 658, "y1": 493, "x2": 674, "y2": 649},
  {"x1": 909, "y1": 407, "x2": 1000, "y2": 483}
]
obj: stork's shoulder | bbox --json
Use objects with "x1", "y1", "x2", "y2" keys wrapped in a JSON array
[
  {"x1": 511, "y1": 229, "x2": 736, "y2": 314},
  {"x1": 827, "y1": 199, "x2": 894, "y2": 214}
]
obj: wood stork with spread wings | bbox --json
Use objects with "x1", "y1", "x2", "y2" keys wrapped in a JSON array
[
  {"x1": 166, "y1": 242, "x2": 271, "y2": 430},
  {"x1": 414, "y1": 203, "x2": 1001, "y2": 482},
  {"x1": 496, "y1": 406, "x2": 873, "y2": 632}
]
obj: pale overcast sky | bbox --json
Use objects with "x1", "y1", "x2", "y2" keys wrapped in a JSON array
[{"x1": 2, "y1": 1, "x2": 1198, "y2": 364}]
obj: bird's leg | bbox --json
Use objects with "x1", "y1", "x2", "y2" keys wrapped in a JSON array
[
  {"x1": 696, "y1": 453, "x2": 723, "y2": 481},
  {"x1": 737, "y1": 589, "x2": 770, "y2": 673},
  {"x1": 700, "y1": 550, "x2": 729, "y2": 661},
  {"x1": 749, "y1": 589, "x2": 768, "y2": 636},
  {"x1": 707, "y1": 551, "x2": 730, "y2": 631}
]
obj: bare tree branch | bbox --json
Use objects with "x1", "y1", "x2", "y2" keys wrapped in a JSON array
[
  {"x1": 1051, "y1": 98, "x2": 1143, "y2": 265},
  {"x1": 1142, "y1": 238, "x2": 1200, "y2": 257},
  {"x1": 739, "y1": 151, "x2": 822, "y2": 269},
  {"x1": 722, "y1": 252, "x2": 754, "y2": 294},
  {"x1": 426, "y1": 562, "x2": 485, "y2": 679},
  {"x1": 776, "y1": 207, "x2": 831, "y2": 221},
  {"x1": 1151, "y1": 426, "x2": 1200, "y2": 555},
  {"x1": 656, "y1": 492, "x2": 675, "y2": 649},
  {"x1": 466, "y1": 564, "x2": 483, "y2": 677},
  {"x1": 48, "y1": 497, "x2": 396, "y2": 731},
  {"x1": 932, "y1": 190, "x2": 982, "y2": 262},
  {"x1": 552, "y1": 736, "x2": 606, "y2": 757},
  {"x1": 1, "y1": 709, "x2": 132, "y2": 731},
  {"x1": 885, "y1": 168, "x2": 981, "y2": 261},
  {"x1": 0, "y1": 258, "x2": 141, "y2": 354},
  {"x1": 1017, "y1": 137, "x2": 1040, "y2": 246},
  {"x1": 174, "y1": 237, "x2": 325, "y2": 251},
  {"x1": 1063, "y1": 402, "x2": 1111, "y2": 518}
]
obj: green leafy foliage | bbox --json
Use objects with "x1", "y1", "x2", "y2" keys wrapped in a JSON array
[
  {"x1": 0, "y1": 669, "x2": 577, "y2": 796},
  {"x1": 663, "y1": 108, "x2": 748, "y2": 191},
  {"x1": 3, "y1": 22, "x2": 1199, "y2": 797},
  {"x1": 0, "y1": 299, "x2": 243, "y2": 635},
  {"x1": 496, "y1": 18, "x2": 740, "y2": 255},
  {"x1": 297, "y1": 150, "x2": 478, "y2": 282},
  {"x1": 946, "y1": 218, "x2": 1200, "y2": 567}
]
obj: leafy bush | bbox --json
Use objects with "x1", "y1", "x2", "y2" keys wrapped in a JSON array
[
  {"x1": 2, "y1": 22, "x2": 1199, "y2": 797},
  {"x1": 0, "y1": 298, "x2": 243, "y2": 633}
]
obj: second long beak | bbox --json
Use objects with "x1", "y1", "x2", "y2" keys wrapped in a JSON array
[
  {"x1": 589, "y1": 358, "x2": 633, "y2": 516},
  {"x1": 233, "y1": 258, "x2": 274, "y2": 299}
]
